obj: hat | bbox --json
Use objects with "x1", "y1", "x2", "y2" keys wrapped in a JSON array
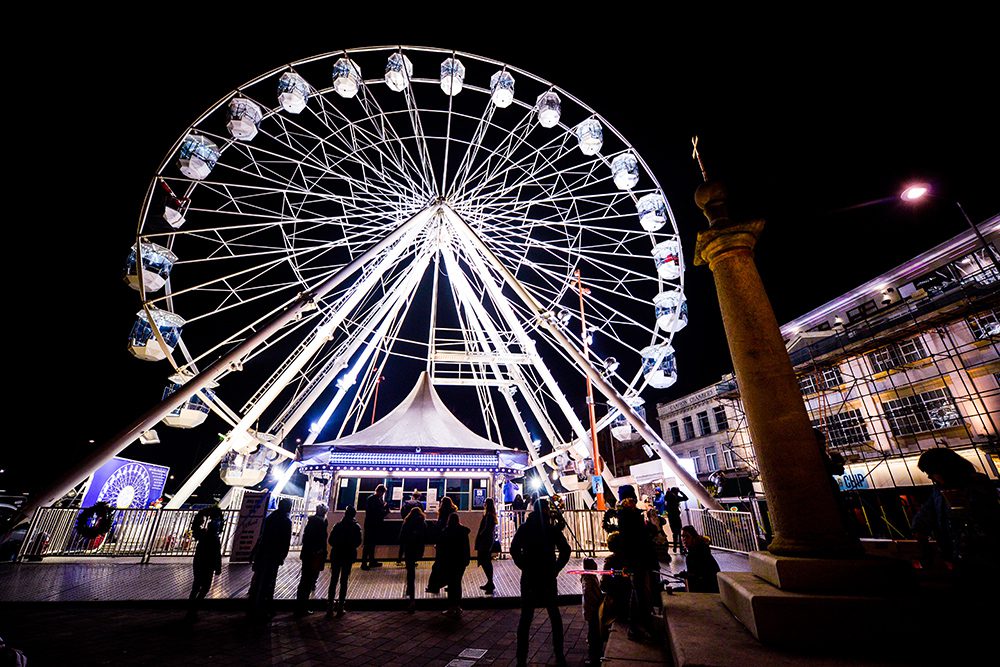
[{"x1": 618, "y1": 484, "x2": 637, "y2": 502}]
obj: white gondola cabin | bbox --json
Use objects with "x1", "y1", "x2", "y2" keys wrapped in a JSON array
[
  {"x1": 636, "y1": 193, "x2": 666, "y2": 232},
  {"x1": 177, "y1": 134, "x2": 220, "y2": 181},
  {"x1": 654, "y1": 289, "x2": 688, "y2": 332},
  {"x1": 128, "y1": 308, "x2": 185, "y2": 361},
  {"x1": 611, "y1": 396, "x2": 646, "y2": 441},
  {"x1": 641, "y1": 344, "x2": 678, "y2": 389},
  {"x1": 440, "y1": 57, "x2": 465, "y2": 96},
  {"x1": 575, "y1": 119, "x2": 603, "y2": 156},
  {"x1": 332, "y1": 58, "x2": 362, "y2": 98},
  {"x1": 124, "y1": 242, "x2": 177, "y2": 293},
  {"x1": 611, "y1": 152, "x2": 639, "y2": 190},
  {"x1": 490, "y1": 70, "x2": 515, "y2": 107},
  {"x1": 161, "y1": 378, "x2": 212, "y2": 429},
  {"x1": 277, "y1": 72, "x2": 310, "y2": 113},
  {"x1": 536, "y1": 92, "x2": 561, "y2": 128},
  {"x1": 652, "y1": 239, "x2": 682, "y2": 280},
  {"x1": 226, "y1": 97, "x2": 263, "y2": 141},
  {"x1": 384, "y1": 53, "x2": 413, "y2": 92}
]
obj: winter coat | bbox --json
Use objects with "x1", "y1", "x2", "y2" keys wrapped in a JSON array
[
  {"x1": 681, "y1": 536, "x2": 720, "y2": 592},
  {"x1": 254, "y1": 509, "x2": 292, "y2": 568},
  {"x1": 299, "y1": 515, "x2": 328, "y2": 564},
  {"x1": 328, "y1": 517, "x2": 363, "y2": 563},
  {"x1": 399, "y1": 519, "x2": 427, "y2": 561}
]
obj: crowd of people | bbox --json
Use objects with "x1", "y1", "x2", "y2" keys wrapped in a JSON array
[{"x1": 184, "y1": 481, "x2": 724, "y2": 664}]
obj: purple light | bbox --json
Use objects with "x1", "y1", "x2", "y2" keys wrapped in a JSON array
[{"x1": 901, "y1": 184, "x2": 929, "y2": 202}]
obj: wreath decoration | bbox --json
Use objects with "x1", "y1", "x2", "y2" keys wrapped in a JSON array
[{"x1": 76, "y1": 502, "x2": 115, "y2": 539}]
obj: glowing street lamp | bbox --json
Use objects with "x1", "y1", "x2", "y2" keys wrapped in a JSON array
[{"x1": 900, "y1": 183, "x2": 999, "y2": 273}]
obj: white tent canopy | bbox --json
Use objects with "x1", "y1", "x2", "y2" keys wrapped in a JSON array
[{"x1": 300, "y1": 372, "x2": 513, "y2": 459}]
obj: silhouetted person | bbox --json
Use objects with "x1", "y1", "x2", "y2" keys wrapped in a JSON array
[
  {"x1": 361, "y1": 484, "x2": 388, "y2": 569},
  {"x1": 295, "y1": 504, "x2": 328, "y2": 616},
  {"x1": 475, "y1": 497, "x2": 498, "y2": 594},
  {"x1": 187, "y1": 506, "x2": 223, "y2": 621},
  {"x1": 327, "y1": 505, "x2": 362, "y2": 617},
  {"x1": 398, "y1": 490, "x2": 425, "y2": 562},
  {"x1": 664, "y1": 487, "x2": 688, "y2": 553},
  {"x1": 399, "y1": 506, "x2": 426, "y2": 612},
  {"x1": 581, "y1": 557, "x2": 604, "y2": 667},
  {"x1": 512, "y1": 493, "x2": 526, "y2": 527},
  {"x1": 511, "y1": 499, "x2": 571, "y2": 667},
  {"x1": 401, "y1": 489, "x2": 423, "y2": 519},
  {"x1": 677, "y1": 525, "x2": 720, "y2": 593},
  {"x1": 440, "y1": 512, "x2": 471, "y2": 616},
  {"x1": 248, "y1": 498, "x2": 293, "y2": 619},
  {"x1": 616, "y1": 484, "x2": 657, "y2": 641},
  {"x1": 911, "y1": 448, "x2": 1000, "y2": 591},
  {"x1": 426, "y1": 496, "x2": 457, "y2": 594}
]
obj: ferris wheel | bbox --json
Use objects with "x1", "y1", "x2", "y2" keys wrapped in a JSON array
[{"x1": 123, "y1": 46, "x2": 698, "y2": 508}]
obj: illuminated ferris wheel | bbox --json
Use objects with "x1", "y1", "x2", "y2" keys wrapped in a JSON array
[{"x1": 123, "y1": 46, "x2": 693, "y2": 506}]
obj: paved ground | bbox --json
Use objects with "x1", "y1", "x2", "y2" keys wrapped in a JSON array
[
  {"x1": 0, "y1": 551, "x2": 750, "y2": 602},
  {"x1": 0, "y1": 551, "x2": 748, "y2": 665},
  {"x1": 0, "y1": 604, "x2": 602, "y2": 666}
]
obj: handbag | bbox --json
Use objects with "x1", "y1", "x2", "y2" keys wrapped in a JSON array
[{"x1": 491, "y1": 539, "x2": 501, "y2": 554}]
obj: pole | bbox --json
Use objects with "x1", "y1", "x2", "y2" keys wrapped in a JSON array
[
  {"x1": 575, "y1": 270, "x2": 606, "y2": 511},
  {"x1": 371, "y1": 376, "x2": 385, "y2": 425}
]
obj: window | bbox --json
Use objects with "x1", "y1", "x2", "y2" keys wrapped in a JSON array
[
  {"x1": 697, "y1": 411, "x2": 712, "y2": 436},
  {"x1": 690, "y1": 451, "x2": 702, "y2": 474},
  {"x1": 799, "y1": 366, "x2": 844, "y2": 394},
  {"x1": 669, "y1": 421, "x2": 681, "y2": 443},
  {"x1": 847, "y1": 300, "x2": 878, "y2": 323},
  {"x1": 723, "y1": 447, "x2": 736, "y2": 469},
  {"x1": 682, "y1": 416, "x2": 695, "y2": 440},
  {"x1": 868, "y1": 337, "x2": 928, "y2": 373},
  {"x1": 713, "y1": 406, "x2": 729, "y2": 431},
  {"x1": 705, "y1": 447, "x2": 719, "y2": 472},
  {"x1": 813, "y1": 409, "x2": 870, "y2": 447},
  {"x1": 882, "y1": 388, "x2": 961, "y2": 437},
  {"x1": 968, "y1": 309, "x2": 1000, "y2": 340}
]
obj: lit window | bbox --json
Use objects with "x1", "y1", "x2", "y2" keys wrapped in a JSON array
[{"x1": 882, "y1": 388, "x2": 961, "y2": 436}]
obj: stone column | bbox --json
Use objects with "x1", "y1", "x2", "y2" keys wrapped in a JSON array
[{"x1": 694, "y1": 182, "x2": 859, "y2": 557}]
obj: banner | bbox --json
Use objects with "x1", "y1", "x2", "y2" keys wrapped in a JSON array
[
  {"x1": 81, "y1": 457, "x2": 170, "y2": 509},
  {"x1": 230, "y1": 489, "x2": 271, "y2": 563}
]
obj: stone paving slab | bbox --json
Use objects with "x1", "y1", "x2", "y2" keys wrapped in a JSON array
[{"x1": 0, "y1": 603, "x2": 592, "y2": 667}]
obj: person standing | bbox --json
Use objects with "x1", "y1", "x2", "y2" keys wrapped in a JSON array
[
  {"x1": 512, "y1": 493, "x2": 526, "y2": 527},
  {"x1": 664, "y1": 487, "x2": 688, "y2": 553},
  {"x1": 327, "y1": 505, "x2": 362, "y2": 617},
  {"x1": 475, "y1": 498, "x2": 498, "y2": 594},
  {"x1": 426, "y1": 496, "x2": 457, "y2": 594},
  {"x1": 615, "y1": 484, "x2": 658, "y2": 641},
  {"x1": 361, "y1": 484, "x2": 389, "y2": 569},
  {"x1": 399, "y1": 506, "x2": 427, "y2": 612},
  {"x1": 440, "y1": 512, "x2": 471, "y2": 617},
  {"x1": 294, "y1": 504, "x2": 328, "y2": 616},
  {"x1": 581, "y1": 557, "x2": 604, "y2": 667},
  {"x1": 248, "y1": 498, "x2": 293, "y2": 620},
  {"x1": 510, "y1": 499, "x2": 571, "y2": 667},
  {"x1": 186, "y1": 506, "x2": 223, "y2": 621},
  {"x1": 401, "y1": 489, "x2": 424, "y2": 519},
  {"x1": 652, "y1": 487, "x2": 666, "y2": 516}
]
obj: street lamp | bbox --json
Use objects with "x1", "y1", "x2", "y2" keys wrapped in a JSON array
[{"x1": 900, "y1": 183, "x2": 999, "y2": 273}]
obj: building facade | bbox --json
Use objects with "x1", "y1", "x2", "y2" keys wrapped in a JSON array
[{"x1": 657, "y1": 217, "x2": 1000, "y2": 538}]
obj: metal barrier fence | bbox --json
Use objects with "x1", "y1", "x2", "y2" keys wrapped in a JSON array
[
  {"x1": 684, "y1": 508, "x2": 760, "y2": 553},
  {"x1": 497, "y1": 509, "x2": 608, "y2": 556},
  {"x1": 18, "y1": 505, "x2": 760, "y2": 562},
  {"x1": 18, "y1": 507, "x2": 308, "y2": 562}
]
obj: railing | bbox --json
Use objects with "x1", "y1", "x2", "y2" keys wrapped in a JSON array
[
  {"x1": 684, "y1": 508, "x2": 760, "y2": 553},
  {"x1": 498, "y1": 509, "x2": 608, "y2": 557},
  {"x1": 18, "y1": 507, "x2": 308, "y2": 562}
]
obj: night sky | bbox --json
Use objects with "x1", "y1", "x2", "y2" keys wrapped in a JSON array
[{"x1": 5, "y1": 12, "x2": 997, "y2": 501}]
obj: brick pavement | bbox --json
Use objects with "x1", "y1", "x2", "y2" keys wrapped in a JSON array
[{"x1": 0, "y1": 603, "x2": 596, "y2": 667}]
